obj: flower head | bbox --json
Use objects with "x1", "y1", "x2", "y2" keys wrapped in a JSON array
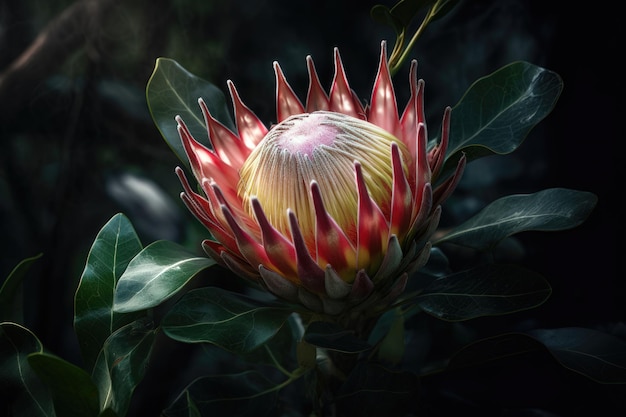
[{"x1": 175, "y1": 41, "x2": 465, "y2": 317}]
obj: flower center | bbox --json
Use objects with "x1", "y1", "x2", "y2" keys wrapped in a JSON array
[
  {"x1": 271, "y1": 112, "x2": 339, "y2": 156},
  {"x1": 238, "y1": 111, "x2": 409, "y2": 242}
]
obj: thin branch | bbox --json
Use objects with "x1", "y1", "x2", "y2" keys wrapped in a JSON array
[{"x1": 0, "y1": 0, "x2": 117, "y2": 123}]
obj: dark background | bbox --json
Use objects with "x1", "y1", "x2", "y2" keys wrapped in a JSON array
[{"x1": 1, "y1": 0, "x2": 624, "y2": 415}]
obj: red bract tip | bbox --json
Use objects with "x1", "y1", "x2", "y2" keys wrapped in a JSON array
[{"x1": 274, "y1": 61, "x2": 305, "y2": 122}]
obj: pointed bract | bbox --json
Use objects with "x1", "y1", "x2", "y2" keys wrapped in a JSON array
[
  {"x1": 305, "y1": 56, "x2": 330, "y2": 112},
  {"x1": 369, "y1": 41, "x2": 401, "y2": 140},
  {"x1": 274, "y1": 62, "x2": 305, "y2": 122}
]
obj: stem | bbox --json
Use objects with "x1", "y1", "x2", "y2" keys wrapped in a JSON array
[
  {"x1": 389, "y1": 29, "x2": 406, "y2": 69},
  {"x1": 264, "y1": 344, "x2": 293, "y2": 377},
  {"x1": 389, "y1": 0, "x2": 445, "y2": 76},
  {"x1": 242, "y1": 366, "x2": 308, "y2": 401}
]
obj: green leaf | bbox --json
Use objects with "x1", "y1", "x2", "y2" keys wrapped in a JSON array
[
  {"x1": 527, "y1": 327, "x2": 626, "y2": 384},
  {"x1": 113, "y1": 240, "x2": 215, "y2": 313},
  {"x1": 303, "y1": 321, "x2": 371, "y2": 353},
  {"x1": 416, "y1": 264, "x2": 551, "y2": 321},
  {"x1": 163, "y1": 371, "x2": 280, "y2": 417},
  {"x1": 440, "y1": 61, "x2": 563, "y2": 177},
  {"x1": 27, "y1": 353, "x2": 99, "y2": 417},
  {"x1": 161, "y1": 287, "x2": 292, "y2": 353},
  {"x1": 74, "y1": 213, "x2": 144, "y2": 370},
  {"x1": 92, "y1": 318, "x2": 156, "y2": 417},
  {"x1": 0, "y1": 253, "x2": 43, "y2": 322},
  {"x1": 435, "y1": 188, "x2": 598, "y2": 250},
  {"x1": 0, "y1": 322, "x2": 54, "y2": 417},
  {"x1": 146, "y1": 57, "x2": 234, "y2": 165},
  {"x1": 336, "y1": 362, "x2": 419, "y2": 417}
]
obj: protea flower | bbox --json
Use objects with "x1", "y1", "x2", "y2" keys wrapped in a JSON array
[{"x1": 175, "y1": 41, "x2": 465, "y2": 321}]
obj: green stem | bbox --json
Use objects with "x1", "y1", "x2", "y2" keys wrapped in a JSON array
[
  {"x1": 389, "y1": 0, "x2": 445, "y2": 76},
  {"x1": 244, "y1": 366, "x2": 308, "y2": 400},
  {"x1": 264, "y1": 344, "x2": 293, "y2": 377},
  {"x1": 389, "y1": 29, "x2": 406, "y2": 69}
]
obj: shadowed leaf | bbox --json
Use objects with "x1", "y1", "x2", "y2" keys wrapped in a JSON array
[
  {"x1": 370, "y1": 0, "x2": 459, "y2": 34},
  {"x1": 92, "y1": 318, "x2": 156, "y2": 416},
  {"x1": 0, "y1": 323, "x2": 54, "y2": 417},
  {"x1": 416, "y1": 264, "x2": 551, "y2": 321},
  {"x1": 162, "y1": 287, "x2": 292, "y2": 353},
  {"x1": 28, "y1": 353, "x2": 99, "y2": 417},
  {"x1": 447, "y1": 332, "x2": 546, "y2": 371},
  {"x1": 242, "y1": 314, "x2": 299, "y2": 367},
  {"x1": 336, "y1": 362, "x2": 419, "y2": 417},
  {"x1": 0, "y1": 253, "x2": 42, "y2": 323},
  {"x1": 304, "y1": 321, "x2": 371, "y2": 353},
  {"x1": 447, "y1": 329, "x2": 626, "y2": 384},
  {"x1": 527, "y1": 327, "x2": 626, "y2": 384},
  {"x1": 163, "y1": 371, "x2": 279, "y2": 417}
]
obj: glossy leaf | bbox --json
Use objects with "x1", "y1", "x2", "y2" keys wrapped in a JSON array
[
  {"x1": 336, "y1": 362, "x2": 419, "y2": 417},
  {"x1": 435, "y1": 188, "x2": 598, "y2": 250},
  {"x1": 161, "y1": 287, "x2": 292, "y2": 353},
  {"x1": 527, "y1": 327, "x2": 626, "y2": 384},
  {"x1": 74, "y1": 213, "x2": 144, "y2": 370},
  {"x1": 304, "y1": 321, "x2": 371, "y2": 353},
  {"x1": 92, "y1": 318, "x2": 156, "y2": 417},
  {"x1": 439, "y1": 61, "x2": 563, "y2": 177},
  {"x1": 146, "y1": 57, "x2": 234, "y2": 165},
  {"x1": 0, "y1": 322, "x2": 54, "y2": 416},
  {"x1": 163, "y1": 371, "x2": 279, "y2": 417},
  {"x1": 416, "y1": 264, "x2": 551, "y2": 321},
  {"x1": 0, "y1": 253, "x2": 42, "y2": 323},
  {"x1": 113, "y1": 240, "x2": 215, "y2": 313},
  {"x1": 27, "y1": 352, "x2": 99, "y2": 417}
]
